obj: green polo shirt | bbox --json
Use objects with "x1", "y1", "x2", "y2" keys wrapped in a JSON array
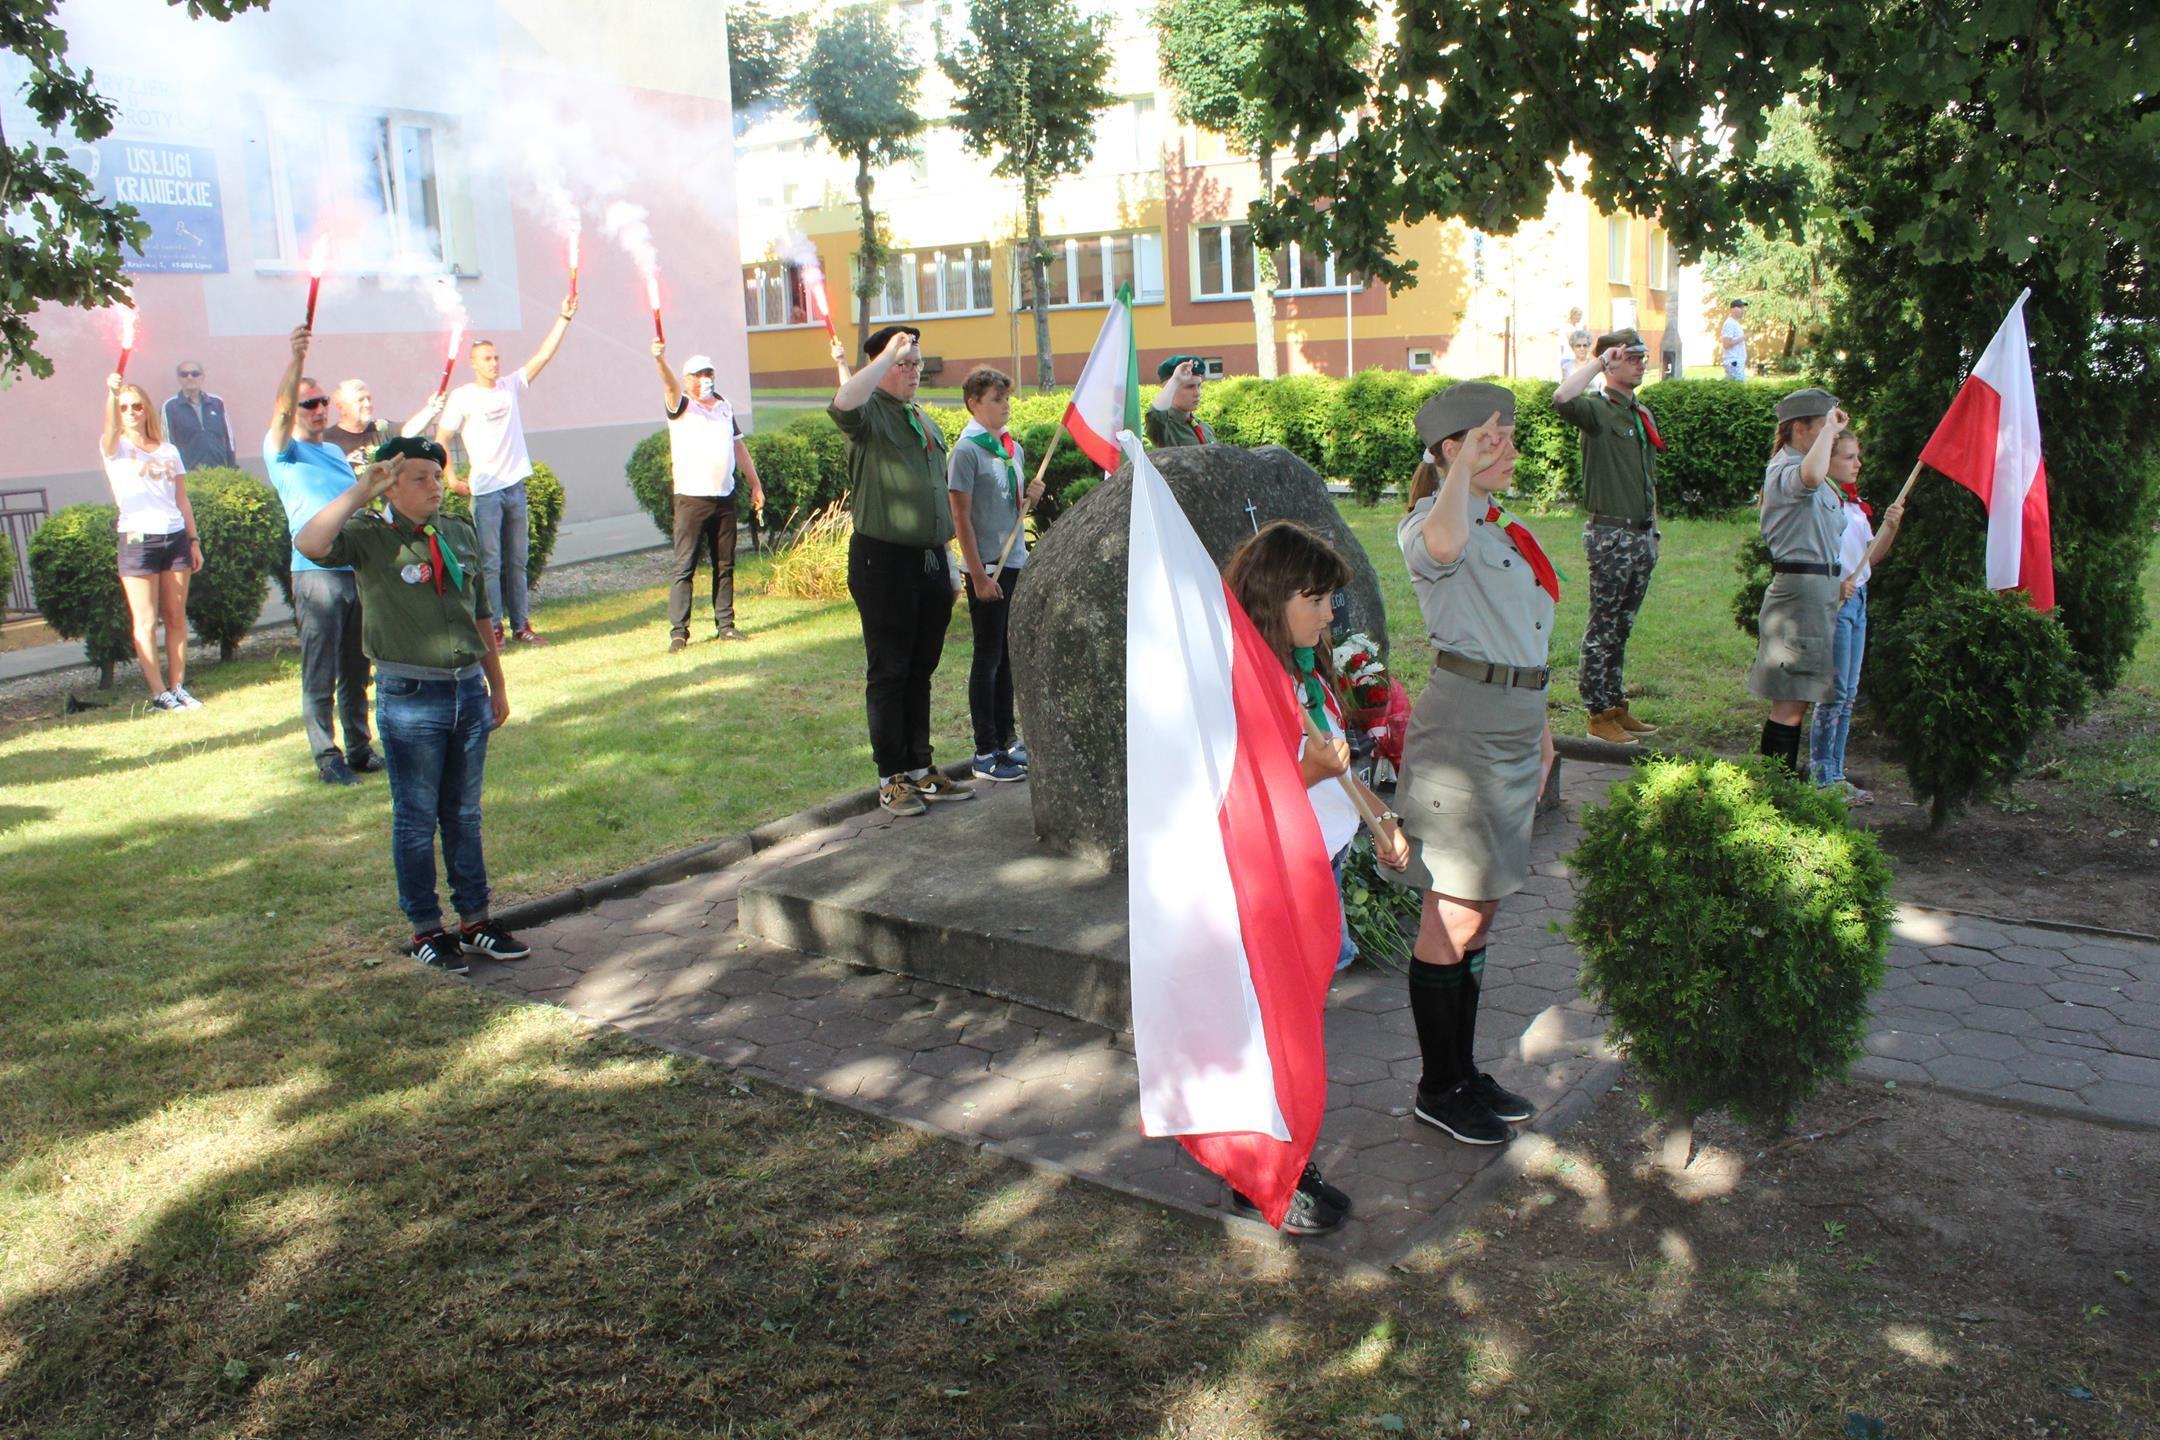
[
  {"x1": 828, "y1": 390, "x2": 953, "y2": 548},
  {"x1": 1144, "y1": 406, "x2": 1215, "y2": 448},
  {"x1": 1552, "y1": 386, "x2": 1658, "y2": 520},
  {"x1": 321, "y1": 508, "x2": 491, "y2": 671}
]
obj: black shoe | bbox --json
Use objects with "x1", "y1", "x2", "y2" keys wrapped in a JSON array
[
  {"x1": 1413, "y1": 1081, "x2": 1513, "y2": 1145},
  {"x1": 347, "y1": 750, "x2": 385, "y2": 774},
  {"x1": 668, "y1": 635, "x2": 688, "y2": 654},
  {"x1": 459, "y1": 920, "x2": 530, "y2": 961},
  {"x1": 411, "y1": 931, "x2": 469, "y2": 973},
  {"x1": 1227, "y1": 1175, "x2": 1347, "y2": 1237},
  {"x1": 1470, "y1": 1072, "x2": 1535, "y2": 1124},
  {"x1": 319, "y1": 758, "x2": 360, "y2": 786},
  {"x1": 717, "y1": 626, "x2": 749, "y2": 642},
  {"x1": 1301, "y1": 1162, "x2": 1353, "y2": 1216}
]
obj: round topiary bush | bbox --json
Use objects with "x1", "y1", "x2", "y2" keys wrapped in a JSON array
[
  {"x1": 1731, "y1": 532, "x2": 1771, "y2": 640},
  {"x1": 625, "y1": 429, "x2": 674, "y2": 539},
  {"x1": 1568, "y1": 755, "x2": 1896, "y2": 1130},
  {"x1": 1325, "y1": 368, "x2": 1451, "y2": 506},
  {"x1": 27, "y1": 503, "x2": 132, "y2": 684},
  {"x1": 183, "y1": 468, "x2": 285, "y2": 658},
  {"x1": 439, "y1": 461, "x2": 567, "y2": 588},
  {"x1": 743, "y1": 428, "x2": 821, "y2": 525}
]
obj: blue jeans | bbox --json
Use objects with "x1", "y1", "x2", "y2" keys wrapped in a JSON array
[
  {"x1": 378, "y1": 670, "x2": 493, "y2": 932},
  {"x1": 473, "y1": 480, "x2": 530, "y2": 632},
  {"x1": 1332, "y1": 845, "x2": 1357, "y2": 972},
  {"x1": 1810, "y1": 587, "x2": 1868, "y2": 785}
]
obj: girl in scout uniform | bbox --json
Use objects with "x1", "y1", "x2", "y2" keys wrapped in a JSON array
[
  {"x1": 1748, "y1": 388, "x2": 1850, "y2": 774},
  {"x1": 1391, "y1": 382, "x2": 1557, "y2": 1147}
]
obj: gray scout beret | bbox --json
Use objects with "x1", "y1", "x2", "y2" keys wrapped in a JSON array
[
  {"x1": 1415, "y1": 381, "x2": 1517, "y2": 448},
  {"x1": 1773, "y1": 387, "x2": 1839, "y2": 423}
]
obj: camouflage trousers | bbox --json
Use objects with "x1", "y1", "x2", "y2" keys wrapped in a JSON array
[{"x1": 1579, "y1": 523, "x2": 1660, "y2": 714}]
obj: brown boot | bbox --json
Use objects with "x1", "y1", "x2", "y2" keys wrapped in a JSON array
[
  {"x1": 1587, "y1": 707, "x2": 1641, "y2": 745},
  {"x1": 1617, "y1": 704, "x2": 1658, "y2": 736}
]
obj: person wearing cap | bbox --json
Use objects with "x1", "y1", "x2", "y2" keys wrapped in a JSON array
[
  {"x1": 1143, "y1": 357, "x2": 1215, "y2": 448},
  {"x1": 1389, "y1": 382, "x2": 1557, "y2": 1149},
  {"x1": 1749, "y1": 387, "x2": 1850, "y2": 774},
  {"x1": 293, "y1": 435, "x2": 528, "y2": 975},
  {"x1": 654, "y1": 340, "x2": 765, "y2": 652},
  {"x1": 830, "y1": 324, "x2": 973, "y2": 817},
  {"x1": 1721, "y1": 300, "x2": 1750, "y2": 380},
  {"x1": 1552, "y1": 326, "x2": 1665, "y2": 745}
]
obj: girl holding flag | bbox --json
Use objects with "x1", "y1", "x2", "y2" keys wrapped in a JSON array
[
  {"x1": 948, "y1": 367, "x2": 1044, "y2": 782},
  {"x1": 1808, "y1": 430, "x2": 1907, "y2": 800}
]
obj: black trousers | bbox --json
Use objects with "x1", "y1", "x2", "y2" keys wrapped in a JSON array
[
  {"x1": 847, "y1": 532, "x2": 954, "y2": 779},
  {"x1": 292, "y1": 569, "x2": 372, "y2": 764},
  {"x1": 668, "y1": 493, "x2": 739, "y2": 636},
  {"x1": 966, "y1": 565, "x2": 1022, "y2": 755}
]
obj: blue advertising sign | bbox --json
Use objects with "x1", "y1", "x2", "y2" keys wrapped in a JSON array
[{"x1": 100, "y1": 139, "x2": 228, "y2": 274}]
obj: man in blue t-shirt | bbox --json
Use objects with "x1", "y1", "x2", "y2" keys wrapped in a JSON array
[{"x1": 266, "y1": 323, "x2": 376, "y2": 785}]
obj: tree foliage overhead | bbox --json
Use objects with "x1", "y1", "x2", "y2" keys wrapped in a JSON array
[
  {"x1": 1700, "y1": 103, "x2": 1843, "y2": 373},
  {"x1": 725, "y1": 2, "x2": 804, "y2": 124},
  {"x1": 2, "y1": 0, "x2": 270, "y2": 379}
]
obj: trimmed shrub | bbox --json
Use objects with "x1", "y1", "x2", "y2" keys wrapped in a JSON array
[
  {"x1": 1325, "y1": 369, "x2": 1450, "y2": 506},
  {"x1": 1, "y1": 523, "x2": 13, "y2": 593},
  {"x1": 781, "y1": 411, "x2": 851, "y2": 517},
  {"x1": 1868, "y1": 583, "x2": 2088, "y2": 825},
  {"x1": 1487, "y1": 378, "x2": 1579, "y2": 513},
  {"x1": 1635, "y1": 377, "x2": 1821, "y2": 517},
  {"x1": 183, "y1": 468, "x2": 285, "y2": 658},
  {"x1": 441, "y1": 461, "x2": 567, "y2": 588},
  {"x1": 625, "y1": 429, "x2": 674, "y2": 538},
  {"x1": 744, "y1": 427, "x2": 823, "y2": 524},
  {"x1": 1731, "y1": 532, "x2": 1771, "y2": 640},
  {"x1": 1569, "y1": 755, "x2": 1896, "y2": 1130},
  {"x1": 27, "y1": 503, "x2": 132, "y2": 683},
  {"x1": 1199, "y1": 374, "x2": 1334, "y2": 470}
]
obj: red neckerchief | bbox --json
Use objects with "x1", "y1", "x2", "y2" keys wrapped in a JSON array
[
  {"x1": 1187, "y1": 413, "x2": 1208, "y2": 444},
  {"x1": 1603, "y1": 387, "x2": 1667, "y2": 451},
  {"x1": 1487, "y1": 501, "x2": 1560, "y2": 603},
  {"x1": 1840, "y1": 482, "x2": 1873, "y2": 520},
  {"x1": 394, "y1": 513, "x2": 455, "y2": 597}
]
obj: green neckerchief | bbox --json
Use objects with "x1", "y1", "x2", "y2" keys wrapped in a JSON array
[
  {"x1": 398, "y1": 512, "x2": 466, "y2": 592},
  {"x1": 901, "y1": 400, "x2": 932, "y2": 452},
  {"x1": 1291, "y1": 646, "x2": 1329, "y2": 731},
  {"x1": 964, "y1": 429, "x2": 1020, "y2": 501}
]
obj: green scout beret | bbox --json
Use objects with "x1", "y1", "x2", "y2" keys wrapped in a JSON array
[
  {"x1": 1156, "y1": 354, "x2": 1205, "y2": 382},
  {"x1": 1594, "y1": 326, "x2": 1647, "y2": 354},
  {"x1": 1415, "y1": 380, "x2": 1517, "y2": 448},
  {"x1": 374, "y1": 435, "x2": 448, "y2": 467},
  {"x1": 1773, "y1": 387, "x2": 1840, "y2": 423}
]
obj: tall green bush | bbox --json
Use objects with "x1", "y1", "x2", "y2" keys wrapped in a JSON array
[
  {"x1": 183, "y1": 469, "x2": 285, "y2": 658},
  {"x1": 743, "y1": 428, "x2": 822, "y2": 522},
  {"x1": 440, "y1": 462, "x2": 567, "y2": 587},
  {"x1": 1, "y1": 525, "x2": 15, "y2": 595},
  {"x1": 1325, "y1": 368, "x2": 1449, "y2": 505},
  {"x1": 1488, "y1": 377, "x2": 1578, "y2": 512},
  {"x1": 27, "y1": 503, "x2": 131, "y2": 684},
  {"x1": 1635, "y1": 377, "x2": 1819, "y2": 516},
  {"x1": 1731, "y1": 532, "x2": 1771, "y2": 640},
  {"x1": 625, "y1": 430, "x2": 674, "y2": 538},
  {"x1": 1569, "y1": 756, "x2": 1895, "y2": 1130},
  {"x1": 1868, "y1": 584, "x2": 2088, "y2": 825}
]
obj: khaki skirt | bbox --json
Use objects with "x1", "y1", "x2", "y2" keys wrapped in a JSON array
[
  {"x1": 1387, "y1": 666, "x2": 1547, "y2": 902},
  {"x1": 1748, "y1": 571, "x2": 1841, "y2": 703}
]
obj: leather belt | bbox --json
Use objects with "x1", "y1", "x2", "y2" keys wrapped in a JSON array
[
  {"x1": 1589, "y1": 513, "x2": 1655, "y2": 532},
  {"x1": 1433, "y1": 648, "x2": 1550, "y2": 691},
  {"x1": 1770, "y1": 561, "x2": 1840, "y2": 577}
]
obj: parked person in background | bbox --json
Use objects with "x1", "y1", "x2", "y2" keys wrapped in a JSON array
[
  {"x1": 1808, "y1": 428, "x2": 1906, "y2": 800},
  {"x1": 325, "y1": 379, "x2": 446, "y2": 472},
  {"x1": 653, "y1": 341, "x2": 765, "y2": 652},
  {"x1": 163, "y1": 359, "x2": 237, "y2": 472},
  {"x1": 1748, "y1": 389, "x2": 1848, "y2": 775},
  {"x1": 1721, "y1": 300, "x2": 1750, "y2": 380},
  {"x1": 435, "y1": 294, "x2": 577, "y2": 646},
  {"x1": 1143, "y1": 357, "x2": 1215, "y2": 447},
  {"x1": 947, "y1": 366, "x2": 1043, "y2": 783},
  {"x1": 265, "y1": 324, "x2": 377, "y2": 785},
  {"x1": 102, "y1": 373, "x2": 202, "y2": 711}
]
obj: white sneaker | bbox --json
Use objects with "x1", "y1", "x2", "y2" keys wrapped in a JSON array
[
  {"x1": 171, "y1": 685, "x2": 204, "y2": 709},
  {"x1": 149, "y1": 690, "x2": 185, "y2": 712}
]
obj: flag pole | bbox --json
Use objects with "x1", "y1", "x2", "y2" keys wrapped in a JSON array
[
  {"x1": 1293, "y1": 703, "x2": 1389, "y2": 835},
  {"x1": 1892, "y1": 457, "x2": 1925, "y2": 507},
  {"x1": 990, "y1": 426, "x2": 1063, "y2": 579}
]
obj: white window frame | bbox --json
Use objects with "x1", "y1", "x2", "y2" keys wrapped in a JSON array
[
  {"x1": 1013, "y1": 231, "x2": 1166, "y2": 310},
  {"x1": 253, "y1": 102, "x2": 462, "y2": 274},
  {"x1": 1606, "y1": 217, "x2": 1632, "y2": 286},
  {"x1": 742, "y1": 260, "x2": 822, "y2": 331},
  {"x1": 1191, "y1": 222, "x2": 1358, "y2": 300},
  {"x1": 863, "y1": 243, "x2": 995, "y2": 322}
]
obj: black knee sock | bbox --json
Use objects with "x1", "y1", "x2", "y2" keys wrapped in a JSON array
[
  {"x1": 1759, "y1": 719, "x2": 1804, "y2": 776},
  {"x1": 1409, "y1": 961, "x2": 1468, "y2": 1095},
  {"x1": 1456, "y1": 947, "x2": 1487, "y2": 1083}
]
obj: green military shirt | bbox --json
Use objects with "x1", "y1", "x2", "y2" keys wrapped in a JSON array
[
  {"x1": 1551, "y1": 387, "x2": 1658, "y2": 521},
  {"x1": 1144, "y1": 405, "x2": 1215, "y2": 449},
  {"x1": 321, "y1": 508, "x2": 491, "y2": 671},
  {"x1": 828, "y1": 390, "x2": 953, "y2": 548}
]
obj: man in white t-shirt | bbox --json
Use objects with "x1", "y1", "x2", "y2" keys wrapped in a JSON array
[
  {"x1": 1720, "y1": 299, "x2": 1749, "y2": 379},
  {"x1": 654, "y1": 342, "x2": 765, "y2": 652},
  {"x1": 435, "y1": 293, "x2": 577, "y2": 644}
]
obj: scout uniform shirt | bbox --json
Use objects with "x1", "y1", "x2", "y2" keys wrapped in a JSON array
[
  {"x1": 320, "y1": 508, "x2": 492, "y2": 672},
  {"x1": 1551, "y1": 386, "x2": 1659, "y2": 521},
  {"x1": 1398, "y1": 496, "x2": 1557, "y2": 670},
  {"x1": 948, "y1": 420, "x2": 1030, "y2": 568},
  {"x1": 1759, "y1": 450, "x2": 1843, "y2": 568},
  {"x1": 828, "y1": 389, "x2": 953, "y2": 548},
  {"x1": 1144, "y1": 405, "x2": 1214, "y2": 449}
]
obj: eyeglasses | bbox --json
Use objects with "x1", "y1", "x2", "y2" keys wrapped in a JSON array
[
  {"x1": 891, "y1": 360, "x2": 923, "y2": 372},
  {"x1": 178, "y1": 370, "x2": 203, "y2": 378},
  {"x1": 117, "y1": 401, "x2": 146, "y2": 412},
  {"x1": 297, "y1": 396, "x2": 332, "y2": 411}
]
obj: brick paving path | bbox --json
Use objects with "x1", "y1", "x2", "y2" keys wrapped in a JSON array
[{"x1": 464, "y1": 761, "x2": 2159, "y2": 1264}]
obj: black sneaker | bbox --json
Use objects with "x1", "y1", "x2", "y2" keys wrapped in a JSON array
[
  {"x1": 668, "y1": 635, "x2": 689, "y2": 654},
  {"x1": 1227, "y1": 1174, "x2": 1347, "y2": 1237},
  {"x1": 1470, "y1": 1072, "x2": 1536, "y2": 1124},
  {"x1": 717, "y1": 626, "x2": 749, "y2": 642},
  {"x1": 1413, "y1": 1081, "x2": 1513, "y2": 1145},
  {"x1": 347, "y1": 749, "x2": 385, "y2": 774},
  {"x1": 319, "y1": 757, "x2": 360, "y2": 786},
  {"x1": 459, "y1": 920, "x2": 530, "y2": 961},
  {"x1": 1301, "y1": 1161, "x2": 1353, "y2": 1216},
  {"x1": 411, "y1": 931, "x2": 469, "y2": 973}
]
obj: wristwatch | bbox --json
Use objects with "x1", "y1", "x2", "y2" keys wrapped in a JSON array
[{"x1": 1375, "y1": 809, "x2": 1400, "y2": 824}]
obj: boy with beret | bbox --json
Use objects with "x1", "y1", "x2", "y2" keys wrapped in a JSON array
[{"x1": 1143, "y1": 356, "x2": 1215, "y2": 447}]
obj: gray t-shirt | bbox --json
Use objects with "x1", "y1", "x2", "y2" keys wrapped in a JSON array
[
  {"x1": 1759, "y1": 448, "x2": 1843, "y2": 568},
  {"x1": 947, "y1": 426, "x2": 1029, "y2": 570},
  {"x1": 1399, "y1": 495, "x2": 1556, "y2": 669}
]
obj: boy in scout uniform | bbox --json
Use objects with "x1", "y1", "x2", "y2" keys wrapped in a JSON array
[
  {"x1": 1143, "y1": 356, "x2": 1215, "y2": 447},
  {"x1": 1551, "y1": 326, "x2": 1664, "y2": 745},
  {"x1": 1391, "y1": 382, "x2": 1557, "y2": 1148},
  {"x1": 1749, "y1": 388, "x2": 1850, "y2": 774},
  {"x1": 830, "y1": 324, "x2": 975, "y2": 817},
  {"x1": 292, "y1": 436, "x2": 528, "y2": 975}
]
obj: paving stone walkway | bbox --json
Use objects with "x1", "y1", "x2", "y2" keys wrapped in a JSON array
[{"x1": 462, "y1": 760, "x2": 2159, "y2": 1265}]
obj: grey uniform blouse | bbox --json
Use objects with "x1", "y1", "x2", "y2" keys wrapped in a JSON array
[{"x1": 1398, "y1": 495, "x2": 1557, "y2": 669}]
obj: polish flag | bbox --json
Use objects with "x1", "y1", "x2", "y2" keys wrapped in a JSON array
[
  {"x1": 1123, "y1": 430, "x2": 1342, "y2": 1228},
  {"x1": 1918, "y1": 289, "x2": 2054, "y2": 611},
  {"x1": 1062, "y1": 282, "x2": 1142, "y2": 472}
]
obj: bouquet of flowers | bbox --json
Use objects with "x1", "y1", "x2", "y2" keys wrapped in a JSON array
[{"x1": 1332, "y1": 631, "x2": 1411, "y2": 772}]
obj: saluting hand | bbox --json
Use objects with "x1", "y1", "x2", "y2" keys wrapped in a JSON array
[
  {"x1": 357, "y1": 460, "x2": 398, "y2": 503},
  {"x1": 1464, "y1": 410, "x2": 1509, "y2": 469}
]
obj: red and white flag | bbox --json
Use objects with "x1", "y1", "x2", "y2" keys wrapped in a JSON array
[
  {"x1": 1122, "y1": 430, "x2": 1341, "y2": 1228},
  {"x1": 1919, "y1": 288, "x2": 2054, "y2": 611}
]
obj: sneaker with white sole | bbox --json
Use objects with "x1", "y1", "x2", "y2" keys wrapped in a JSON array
[
  {"x1": 1005, "y1": 739, "x2": 1030, "y2": 767},
  {"x1": 149, "y1": 690, "x2": 185, "y2": 712},
  {"x1": 411, "y1": 931, "x2": 469, "y2": 973},
  {"x1": 880, "y1": 778, "x2": 928, "y2": 817},
  {"x1": 971, "y1": 751, "x2": 1026, "y2": 783},
  {"x1": 170, "y1": 685, "x2": 204, "y2": 709},
  {"x1": 459, "y1": 919, "x2": 530, "y2": 961},
  {"x1": 913, "y1": 771, "x2": 975, "y2": 802},
  {"x1": 1469, "y1": 1072, "x2": 1536, "y2": 1124}
]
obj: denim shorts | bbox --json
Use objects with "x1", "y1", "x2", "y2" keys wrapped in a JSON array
[{"x1": 117, "y1": 528, "x2": 193, "y2": 576}]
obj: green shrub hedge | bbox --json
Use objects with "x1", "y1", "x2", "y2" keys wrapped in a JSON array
[
  {"x1": 183, "y1": 468, "x2": 285, "y2": 658},
  {"x1": 1, "y1": 524, "x2": 14, "y2": 593},
  {"x1": 1643, "y1": 378, "x2": 1817, "y2": 516},
  {"x1": 440, "y1": 462, "x2": 566, "y2": 588},
  {"x1": 27, "y1": 503, "x2": 132, "y2": 681}
]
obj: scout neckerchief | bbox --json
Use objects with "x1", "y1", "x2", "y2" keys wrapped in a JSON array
[
  {"x1": 1839, "y1": 481, "x2": 1874, "y2": 520},
  {"x1": 1486, "y1": 500, "x2": 1560, "y2": 603},
  {"x1": 1601, "y1": 386, "x2": 1666, "y2": 451},
  {"x1": 1291, "y1": 646, "x2": 1334, "y2": 732},
  {"x1": 899, "y1": 398, "x2": 937, "y2": 454},
  {"x1": 963, "y1": 428, "x2": 1021, "y2": 502},
  {"x1": 398, "y1": 512, "x2": 466, "y2": 597},
  {"x1": 1186, "y1": 412, "x2": 1209, "y2": 444}
]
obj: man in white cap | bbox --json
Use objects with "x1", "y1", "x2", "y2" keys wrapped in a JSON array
[{"x1": 654, "y1": 341, "x2": 764, "y2": 652}]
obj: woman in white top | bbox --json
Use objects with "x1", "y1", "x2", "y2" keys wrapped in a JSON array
[
  {"x1": 1808, "y1": 430, "x2": 1906, "y2": 801},
  {"x1": 101, "y1": 373, "x2": 203, "y2": 709}
]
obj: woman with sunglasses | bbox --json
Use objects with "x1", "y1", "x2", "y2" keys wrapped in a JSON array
[{"x1": 102, "y1": 372, "x2": 203, "y2": 710}]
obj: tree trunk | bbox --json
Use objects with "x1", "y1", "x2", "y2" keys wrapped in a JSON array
[
  {"x1": 1025, "y1": 170, "x2": 1055, "y2": 392},
  {"x1": 854, "y1": 154, "x2": 878, "y2": 363},
  {"x1": 98, "y1": 659, "x2": 114, "y2": 689},
  {"x1": 221, "y1": 638, "x2": 236, "y2": 661},
  {"x1": 1249, "y1": 148, "x2": 1280, "y2": 380}
]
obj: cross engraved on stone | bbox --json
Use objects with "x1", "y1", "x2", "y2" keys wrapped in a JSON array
[{"x1": 1243, "y1": 497, "x2": 1259, "y2": 534}]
